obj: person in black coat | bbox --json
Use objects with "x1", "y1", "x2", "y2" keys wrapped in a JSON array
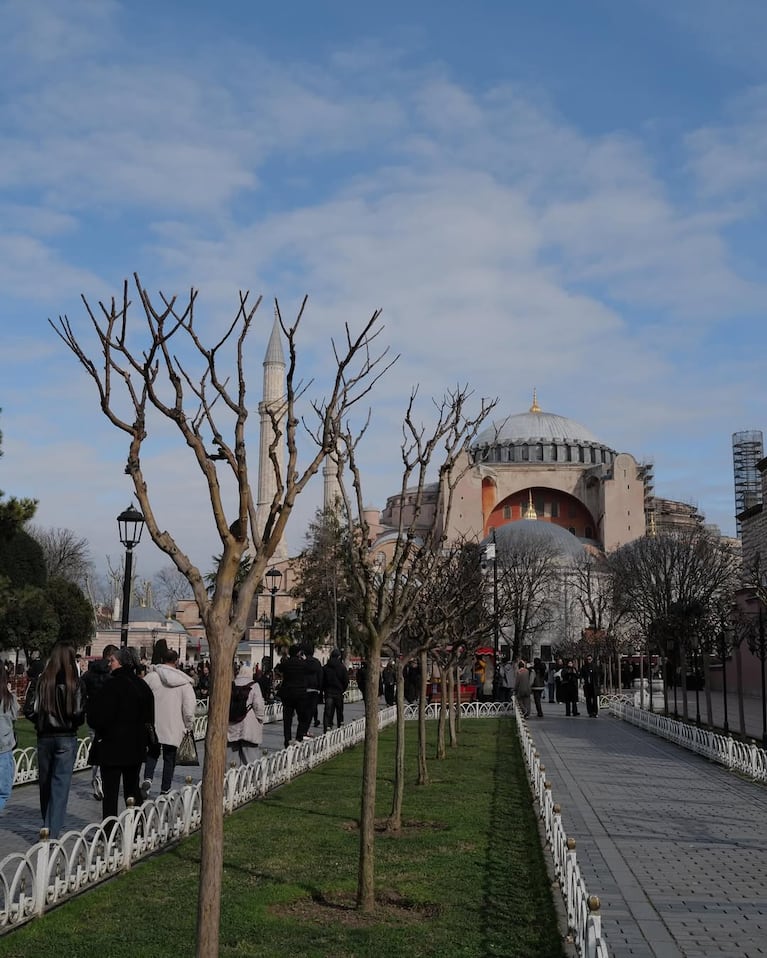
[
  {"x1": 82, "y1": 644, "x2": 118, "y2": 800},
  {"x1": 559, "y1": 660, "x2": 580, "y2": 716},
  {"x1": 322, "y1": 649, "x2": 349, "y2": 732},
  {"x1": 87, "y1": 647, "x2": 154, "y2": 821},
  {"x1": 580, "y1": 654, "x2": 599, "y2": 717},
  {"x1": 274, "y1": 645, "x2": 310, "y2": 748}
]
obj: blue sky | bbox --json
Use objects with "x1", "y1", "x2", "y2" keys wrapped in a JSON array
[{"x1": 1, "y1": 0, "x2": 766, "y2": 579}]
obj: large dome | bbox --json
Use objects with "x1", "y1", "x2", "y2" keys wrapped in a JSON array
[
  {"x1": 484, "y1": 519, "x2": 586, "y2": 560},
  {"x1": 474, "y1": 409, "x2": 599, "y2": 447}
]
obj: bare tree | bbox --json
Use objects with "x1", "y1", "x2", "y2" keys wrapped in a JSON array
[
  {"x1": 26, "y1": 526, "x2": 92, "y2": 587},
  {"x1": 496, "y1": 531, "x2": 561, "y2": 659},
  {"x1": 386, "y1": 539, "x2": 491, "y2": 827},
  {"x1": 50, "y1": 275, "x2": 393, "y2": 958},
  {"x1": 335, "y1": 386, "x2": 496, "y2": 911},
  {"x1": 151, "y1": 565, "x2": 193, "y2": 617},
  {"x1": 610, "y1": 530, "x2": 738, "y2": 718}
]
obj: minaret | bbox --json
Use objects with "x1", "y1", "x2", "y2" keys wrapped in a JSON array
[
  {"x1": 323, "y1": 447, "x2": 343, "y2": 516},
  {"x1": 256, "y1": 309, "x2": 287, "y2": 560}
]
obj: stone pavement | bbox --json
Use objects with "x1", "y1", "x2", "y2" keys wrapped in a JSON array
[
  {"x1": 528, "y1": 701, "x2": 767, "y2": 958},
  {"x1": 0, "y1": 700, "x2": 366, "y2": 861}
]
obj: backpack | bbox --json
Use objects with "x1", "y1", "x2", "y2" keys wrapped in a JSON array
[{"x1": 228, "y1": 681, "x2": 254, "y2": 723}]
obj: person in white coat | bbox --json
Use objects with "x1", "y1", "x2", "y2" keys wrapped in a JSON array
[
  {"x1": 142, "y1": 648, "x2": 196, "y2": 796},
  {"x1": 227, "y1": 664, "x2": 266, "y2": 765}
]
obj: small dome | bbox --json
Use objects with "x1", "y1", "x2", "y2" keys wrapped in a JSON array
[{"x1": 484, "y1": 520, "x2": 586, "y2": 560}]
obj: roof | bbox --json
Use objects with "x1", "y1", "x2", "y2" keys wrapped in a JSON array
[
  {"x1": 484, "y1": 520, "x2": 586, "y2": 560},
  {"x1": 474, "y1": 409, "x2": 600, "y2": 447}
]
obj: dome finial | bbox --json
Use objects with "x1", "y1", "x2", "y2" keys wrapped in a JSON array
[
  {"x1": 530, "y1": 388, "x2": 541, "y2": 414},
  {"x1": 524, "y1": 489, "x2": 538, "y2": 520}
]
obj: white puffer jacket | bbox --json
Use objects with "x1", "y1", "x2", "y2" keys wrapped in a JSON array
[{"x1": 144, "y1": 664, "x2": 196, "y2": 747}]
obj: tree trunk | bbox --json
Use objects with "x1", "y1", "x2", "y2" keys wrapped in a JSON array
[
  {"x1": 447, "y1": 664, "x2": 457, "y2": 748},
  {"x1": 417, "y1": 649, "x2": 429, "y2": 786},
  {"x1": 703, "y1": 654, "x2": 713, "y2": 727},
  {"x1": 196, "y1": 627, "x2": 238, "y2": 958},
  {"x1": 661, "y1": 652, "x2": 669, "y2": 715},
  {"x1": 736, "y1": 644, "x2": 746, "y2": 735},
  {"x1": 681, "y1": 646, "x2": 689, "y2": 721},
  {"x1": 454, "y1": 663, "x2": 462, "y2": 736},
  {"x1": 357, "y1": 650, "x2": 382, "y2": 912},
  {"x1": 436, "y1": 662, "x2": 446, "y2": 760},
  {"x1": 387, "y1": 659, "x2": 406, "y2": 832}
]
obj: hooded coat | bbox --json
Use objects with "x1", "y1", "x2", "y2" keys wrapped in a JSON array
[
  {"x1": 227, "y1": 670, "x2": 266, "y2": 745},
  {"x1": 144, "y1": 664, "x2": 196, "y2": 747}
]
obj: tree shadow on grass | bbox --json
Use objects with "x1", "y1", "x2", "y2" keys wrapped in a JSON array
[{"x1": 481, "y1": 719, "x2": 565, "y2": 958}]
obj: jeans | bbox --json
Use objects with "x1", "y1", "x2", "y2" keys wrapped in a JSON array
[
  {"x1": 323, "y1": 691, "x2": 345, "y2": 730},
  {"x1": 144, "y1": 744, "x2": 178, "y2": 793},
  {"x1": 0, "y1": 751, "x2": 14, "y2": 811},
  {"x1": 532, "y1": 689, "x2": 544, "y2": 717},
  {"x1": 37, "y1": 735, "x2": 77, "y2": 838}
]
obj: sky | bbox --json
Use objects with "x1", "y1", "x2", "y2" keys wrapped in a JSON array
[{"x1": 1, "y1": 0, "x2": 766, "y2": 583}]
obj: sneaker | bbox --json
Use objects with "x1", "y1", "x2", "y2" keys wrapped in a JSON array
[{"x1": 141, "y1": 779, "x2": 152, "y2": 798}]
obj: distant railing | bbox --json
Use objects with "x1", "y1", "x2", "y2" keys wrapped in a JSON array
[
  {"x1": 606, "y1": 698, "x2": 767, "y2": 783},
  {"x1": 515, "y1": 699, "x2": 610, "y2": 958}
]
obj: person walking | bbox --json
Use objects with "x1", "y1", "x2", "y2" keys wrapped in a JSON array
[
  {"x1": 382, "y1": 660, "x2": 396, "y2": 707},
  {"x1": 514, "y1": 661, "x2": 532, "y2": 718},
  {"x1": 554, "y1": 657, "x2": 565, "y2": 703},
  {"x1": 546, "y1": 661, "x2": 557, "y2": 703},
  {"x1": 0, "y1": 679, "x2": 18, "y2": 814},
  {"x1": 142, "y1": 648, "x2": 196, "y2": 797},
  {"x1": 87, "y1": 647, "x2": 154, "y2": 820},
  {"x1": 227, "y1": 664, "x2": 265, "y2": 765},
  {"x1": 82, "y1": 644, "x2": 118, "y2": 800},
  {"x1": 274, "y1": 644, "x2": 310, "y2": 747},
  {"x1": 580, "y1": 654, "x2": 600, "y2": 717},
  {"x1": 302, "y1": 644, "x2": 324, "y2": 730},
  {"x1": 531, "y1": 658, "x2": 546, "y2": 717},
  {"x1": 23, "y1": 641, "x2": 87, "y2": 838},
  {"x1": 560, "y1": 659, "x2": 580, "y2": 716},
  {"x1": 322, "y1": 649, "x2": 349, "y2": 732}
]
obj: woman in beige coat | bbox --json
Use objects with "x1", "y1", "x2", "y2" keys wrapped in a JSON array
[{"x1": 227, "y1": 664, "x2": 266, "y2": 765}]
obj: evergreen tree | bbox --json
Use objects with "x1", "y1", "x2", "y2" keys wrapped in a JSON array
[{"x1": 292, "y1": 506, "x2": 352, "y2": 649}]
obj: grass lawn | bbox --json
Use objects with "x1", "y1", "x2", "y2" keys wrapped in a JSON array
[
  {"x1": 13, "y1": 718, "x2": 88, "y2": 752},
  {"x1": 0, "y1": 718, "x2": 565, "y2": 958}
]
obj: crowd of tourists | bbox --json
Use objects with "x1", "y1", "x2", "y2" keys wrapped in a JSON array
[{"x1": 496, "y1": 654, "x2": 600, "y2": 719}]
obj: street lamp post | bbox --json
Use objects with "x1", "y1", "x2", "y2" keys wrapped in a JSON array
[
  {"x1": 265, "y1": 567, "x2": 282, "y2": 666},
  {"x1": 483, "y1": 530, "x2": 500, "y2": 700},
  {"x1": 259, "y1": 612, "x2": 270, "y2": 667},
  {"x1": 116, "y1": 504, "x2": 145, "y2": 648}
]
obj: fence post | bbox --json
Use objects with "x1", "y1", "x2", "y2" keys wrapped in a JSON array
[
  {"x1": 31, "y1": 830, "x2": 51, "y2": 917},
  {"x1": 122, "y1": 798, "x2": 137, "y2": 871}
]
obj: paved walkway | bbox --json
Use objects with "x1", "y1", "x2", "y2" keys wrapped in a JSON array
[
  {"x1": 528, "y1": 702, "x2": 767, "y2": 958},
  {"x1": 0, "y1": 701, "x2": 366, "y2": 861}
]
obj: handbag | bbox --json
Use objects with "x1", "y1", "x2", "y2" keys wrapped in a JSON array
[
  {"x1": 146, "y1": 723, "x2": 161, "y2": 760},
  {"x1": 176, "y1": 730, "x2": 199, "y2": 766}
]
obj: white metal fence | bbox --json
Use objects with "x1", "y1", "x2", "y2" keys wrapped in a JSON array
[
  {"x1": 602, "y1": 694, "x2": 767, "y2": 783},
  {"x1": 515, "y1": 699, "x2": 610, "y2": 958},
  {"x1": 4, "y1": 697, "x2": 606, "y2": 957}
]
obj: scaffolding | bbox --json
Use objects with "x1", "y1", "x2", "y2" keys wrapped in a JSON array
[{"x1": 732, "y1": 429, "x2": 764, "y2": 537}]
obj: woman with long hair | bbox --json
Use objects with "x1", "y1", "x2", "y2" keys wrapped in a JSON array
[
  {"x1": 0, "y1": 679, "x2": 18, "y2": 813},
  {"x1": 23, "y1": 642, "x2": 86, "y2": 838}
]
